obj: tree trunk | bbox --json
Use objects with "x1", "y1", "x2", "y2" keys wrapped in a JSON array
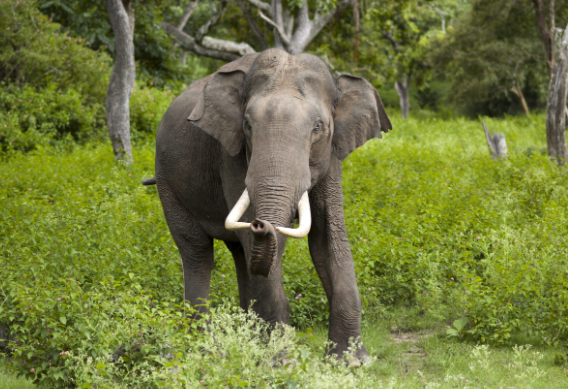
[
  {"x1": 353, "y1": 0, "x2": 359, "y2": 62},
  {"x1": 546, "y1": 24, "x2": 568, "y2": 165},
  {"x1": 532, "y1": 0, "x2": 555, "y2": 75},
  {"x1": 271, "y1": 0, "x2": 284, "y2": 49},
  {"x1": 395, "y1": 79, "x2": 410, "y2": 119},
  {"x1": 106, "y1": 0, "x2": 135, "y2": 164}
]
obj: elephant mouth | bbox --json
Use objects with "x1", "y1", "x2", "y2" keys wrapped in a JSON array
[
  {"x1": 224, "y1": 189, "x2": 312, "y2": 238},
  {"x1": 224, "y1": 189, "x2": 312, "y2": 277}
]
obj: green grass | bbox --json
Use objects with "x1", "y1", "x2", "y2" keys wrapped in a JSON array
[{"x1": 0, "y1": 360, "x2": 35, "y2": 389}]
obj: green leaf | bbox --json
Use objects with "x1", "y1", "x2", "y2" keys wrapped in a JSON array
[
  {"x1": 453, "y1": 317, "x2": 468, "y2": 332},
  {"x1": 446, "y1": 328, "x2": 458, "y2": 337},
  {"x1": 60, "y1": 316, "x2": 67, "y2": 325}
]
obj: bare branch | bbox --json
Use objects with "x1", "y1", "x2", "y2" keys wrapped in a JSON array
[
  {"x1": 202, "y1": 36, "x2": 256, "y2": 56},
  {"x1": 236, "y1": 0, "x2": 268, "y2": 49},
  {"x1": 283, "y1": 7, "x2": 294, "y2": 37},
  {"x1": 245, "y1": 0, "x2": 272, "y2": 17},
  {"x1": 161, "y1": 21, "x2": 241, "y2": 62},
  {"x1": 532, "y1": 0, "x2": 555, "y2": 74},
  {"x1": 271, "y1": 0, "x2": 284, "y2": 48},
  {"x1": 288, "y1": 0, "x2": 353, "y2": 53},
  {"x1": 382, "y1": 31, "x2": 400, "y2": 52},
  {"x1": 194, "y1": 0, "x2": 227, "y2": 44},
  {"x1": 259, "y1": 10, "x2": 290, "y2": 45},
  {"x1": 178, "y1": 0, "x2": 199, "y2": 30},
  {"x1": 288, "y1": 2, "x2": 311, "y2": 54},
  {"x1": 353, "y1": 0, "x2": 359, "y2": 61}
]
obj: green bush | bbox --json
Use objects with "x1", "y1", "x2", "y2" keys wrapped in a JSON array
[
  {"x1": 1, "y1": 115, "x2": 568, "y2": 386},
  {"x1": 0, "y1": 1, "x2": 179, "y2": 155},
  {"x1": 0, "y1": 0, "x2": 111, "y2": 153},
  {"x1": 129, "y1": 85, "x2": 177, "y2": 138}
]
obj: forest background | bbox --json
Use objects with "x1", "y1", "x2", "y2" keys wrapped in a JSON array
[
  {"x1": 3, "y1": 0, "x2": 568, "y2": 155},
  {"x1": 2, "y1": 0, "x2": 568, "y2": 388}
]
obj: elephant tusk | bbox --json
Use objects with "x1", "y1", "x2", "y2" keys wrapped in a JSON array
[
  {"x1": 225, "y1": 189, "x2": 251, "y2": 231},
  {"x1": 276, "y1": 191, "x2": 311, "y2": 238}
]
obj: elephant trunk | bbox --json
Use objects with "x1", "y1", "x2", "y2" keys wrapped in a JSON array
[
  {"x1": 248, "y1": 186, "x2": 296, "y2": 277},
  {"x1": 234, "y1": 119, "x2": 312, "y2": 277},
  {"x1": 224, "y1": 188, "x2": 312, "y2": 277},
  {"x1": 249, "y1": 219, "x2": 278, "y2": 276}
]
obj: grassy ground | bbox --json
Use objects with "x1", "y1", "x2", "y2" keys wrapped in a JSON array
[
  {"x1": 3, "y1": 319, "x2": 567, "y2": 388},
  {"x1": 0, "y1": 361, "x2": 35, "y2": 389}
]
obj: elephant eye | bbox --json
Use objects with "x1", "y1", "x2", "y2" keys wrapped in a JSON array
[{"x1": 313, "y1": 121, "x2": 324, "y2": 131}]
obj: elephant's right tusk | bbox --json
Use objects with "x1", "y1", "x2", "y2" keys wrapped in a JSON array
[
  {"x1": 276, "y1": 191, "x2": 311, "y2": 238},
  {"x1": 225, "y1": 189, "x2": 251, "y2": 231}
]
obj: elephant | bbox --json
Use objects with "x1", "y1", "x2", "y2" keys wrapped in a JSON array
[{"x1": 148, "y1": 48, "x2": 392, "y2": 364}]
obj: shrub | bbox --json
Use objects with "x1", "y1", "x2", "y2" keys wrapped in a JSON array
[
  {"x1": 0, "y1": 0, "x2": 112, "y2": 153},
  {"x1": 0, "y1": 1, "x2": 179, "y2": 154},
  {"x1": 129, "y1": 85, "x2": 177, "y2": 138}
]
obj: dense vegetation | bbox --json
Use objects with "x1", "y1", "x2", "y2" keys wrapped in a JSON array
[{"x1": 2, "y1": 115, "x2": 568, "y2": 386}]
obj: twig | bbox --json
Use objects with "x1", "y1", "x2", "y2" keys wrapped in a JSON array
[{"x1": 258, "y1": 9, "x2": 290, "y2": 45}]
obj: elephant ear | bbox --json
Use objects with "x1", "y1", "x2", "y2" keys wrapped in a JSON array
[
  {"x1": 188, "y1": 53, "x2": 259, "y2": 156},
  {"x1": 332, "y1": 75, "x2": 392, "y2": 161}
]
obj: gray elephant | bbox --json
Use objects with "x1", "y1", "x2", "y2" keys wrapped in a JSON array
[{"x1": 149, "y1": 48, "x2": 391, "y2": 363}]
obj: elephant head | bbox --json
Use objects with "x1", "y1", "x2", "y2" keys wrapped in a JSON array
[{"x1": 189, "y1": 49, "x2": 391, "y2": 277}]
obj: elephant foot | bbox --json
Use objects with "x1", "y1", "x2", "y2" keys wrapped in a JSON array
[
  {"x1": 347, "y1": 352, "x2": 371, "y2": 368},
  {"x1": 329, "y1": 341, "x2": 371, "y2": 368}
]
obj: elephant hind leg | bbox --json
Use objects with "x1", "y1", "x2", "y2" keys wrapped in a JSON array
[
  {"x1": 224, "y1": 241, "x2": 252, "y2": 312},
  {"x1": 158, "y1": 187, "x2": 214, "y2": 315}
]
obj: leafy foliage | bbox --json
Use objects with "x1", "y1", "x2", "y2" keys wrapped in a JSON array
[
  {"x1": 0, "y1": 0, "x2": 109, "y2": 152},
  {"x1": 0, "y1": 0, "x2": 180, "y2": 154},
  {"x1": 37, "y1": 0, "x2": 194, "y2": 88},
  {"x1": 429, "y1": 0, "x2": 568, "y2": 116}
]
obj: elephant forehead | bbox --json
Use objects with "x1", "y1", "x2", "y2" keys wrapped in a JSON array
[
  {"x1": 245, "y1": 67, "x2": 334, "y2": 104},
  {"x1": 244, "y1": 49, "x2": 336, "y2": 104}
]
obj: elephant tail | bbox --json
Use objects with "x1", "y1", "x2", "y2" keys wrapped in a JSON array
[{"x1": 141, "y1": 177, "x2": 157, "y2": 186}]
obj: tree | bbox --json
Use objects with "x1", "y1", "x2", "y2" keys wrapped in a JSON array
[
  {"x1": 545, "y1": 23, "x2": 568, "y2": 164},
  {"x1": 430, "y1": 0, "x2": 552, "y2": 117},
  {"x1": 530, "y1": 0, "x2": 568, "y2": 163},
  {"x1": 38, "y1": 0, "x2": 193, "y2": 87},
  {"x1": 160, "y1": 0, "x2": 356, "y2": 60},
  {"x1": 106, "y1": 0, "x2": 135, "y2": 163},
  {"x1": 349, "y1": 0, "x2": 465, "y2": 118}
]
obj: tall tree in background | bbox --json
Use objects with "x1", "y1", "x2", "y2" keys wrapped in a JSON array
[
  {"x1": 545, "y1": 22, "x2": 568, "y2": 164},
  {"x1": 353, "y1": 0, "x2": 465, "y2": 118},
  {"x1": 531, "y1": 0, "x2": 568, "y2": 163},
  {"x1": 106, "y1": 0, "x2": 135, "y2": 163},
  {"x1": 161, "y1": 0, "x2": 355, "y2": 60},
  {"x1": 431, "y1": 0, "x2": 549, "y2": 116}
]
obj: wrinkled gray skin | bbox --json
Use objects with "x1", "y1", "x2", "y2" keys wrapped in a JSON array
[{"x1": 155, "y1": 49, "x2": 391, "y2": 362}]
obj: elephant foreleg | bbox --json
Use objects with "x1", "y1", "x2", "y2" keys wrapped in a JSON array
[{"x1": 307, "y1": 156, "x2": 369, "y2": 364}]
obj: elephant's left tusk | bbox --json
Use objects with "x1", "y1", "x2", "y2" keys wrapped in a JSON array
[
  {"x1": 225, "y1": 189, "x2": 251, "y2": 231},
  {"x1": 276, "y1": 191, "x2": 311, "y2": 238}
]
